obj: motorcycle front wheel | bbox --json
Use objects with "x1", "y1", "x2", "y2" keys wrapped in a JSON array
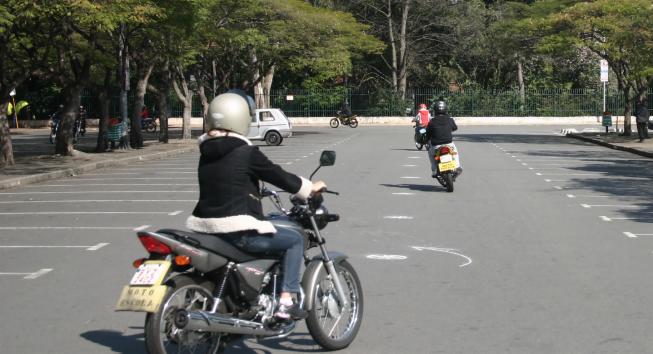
[
  {"x1": 144, "y1": 275, "x2": 224, "y2": 354},
  {"x1": 348, "y1": 118, "x2": 358, "y2": 128},
  {"x1": 146, "y1": 122, "x2": 157, "y2": 133},
  {"x1": 305, "y1": 260, "x2": 363, "y2": 351},
  {"x1": 329, "y1": 118, "x2": 340, "y2": 128}
]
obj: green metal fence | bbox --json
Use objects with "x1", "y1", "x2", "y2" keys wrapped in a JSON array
[
  {"x1": 269, "y1": 87, "x2": 650, "y2": 117},
  {"x1": 22, "y1": 87, "x2": 653, "y2": 119}
]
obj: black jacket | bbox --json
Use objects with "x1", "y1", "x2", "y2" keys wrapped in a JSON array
[
  {"x1": 186, "y1": 133, "x2": 311, "y2": 234},
  {"x1": 635, "y1": 102, "x2": 650, "y2": 123},
  {"x1": 425, "y1": 114, "x2": 458, "y2": 145}
]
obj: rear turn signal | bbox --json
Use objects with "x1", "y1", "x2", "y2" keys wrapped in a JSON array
[
  {"x1": 132, "y1": 258, "x2": 146, "y2": 269},
  {"x1": 138, "y1": 235, "x2": 173, "y2": 255},
  {"x1": 174, "y1": 255, "x2": 191, "y2": 266}
]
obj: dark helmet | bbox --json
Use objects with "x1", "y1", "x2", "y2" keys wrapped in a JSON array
[{"x1": 435, "y1": 100, "x2": 447, "y2": 115}]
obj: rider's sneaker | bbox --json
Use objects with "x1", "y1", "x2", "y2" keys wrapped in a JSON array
[
  {"x1": 431, "y1": 171, "x2": 438, "y2": 178},
  {"x1": 456, "y1": 167, "x2": 463, "y2": 177},
  {"x1": 275, "y1": 300, "x2": 307, "y2": 320}
]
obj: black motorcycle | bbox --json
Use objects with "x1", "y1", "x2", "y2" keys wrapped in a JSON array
[
  {"x1": 330, "y1": 111, "x2": 358, "y2": 128},
  {"x1": 49, "y1": 109, "x2": 85, "y2": 144},
  {"x1": 116, "y1": 150, "x2": 364, "y2": 354},
  {"x1": 142, "y1": 117, "x2": 157, "y2": 133},
  {"x1": 413, "y1": 125, "x2": 428, "y2": 150},
  {"x1": 433, "y1": 144, "x2": 460, "y2": 193}
]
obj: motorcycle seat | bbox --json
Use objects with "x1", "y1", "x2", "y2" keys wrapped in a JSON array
[{"x1": 156, "y1": 229, "x2": 257, "y2": 262}]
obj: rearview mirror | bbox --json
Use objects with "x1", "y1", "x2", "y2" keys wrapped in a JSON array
[{"x1": 319, "y1": 150, "x2": 336, "y2": 166}]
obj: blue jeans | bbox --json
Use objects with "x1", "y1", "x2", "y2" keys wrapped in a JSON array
[{"x1": 236, "y1": 228, "x2": 304, "y2": 293}]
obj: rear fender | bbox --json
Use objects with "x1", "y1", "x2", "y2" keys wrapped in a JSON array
[
  {"x1": 137, "y1": 232, "x2": 229, "y2": 273},
  {"x1": 300, "y1": 252, "x2": 348, "y2": 311}
]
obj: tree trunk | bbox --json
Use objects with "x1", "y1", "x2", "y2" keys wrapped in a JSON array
[
  {"x1": 397, "y1": 0, "x2": 410, "y2": 99},
  {"x1": 130, "y1": 63, "x2": 154, "y2": 148},
  {"x1": 197, "y1": 84, "x2": 209, "y2": 133},
  {"x1": 172, "y1": 66, "x2": 193, "y2": 139},
  {"x1": 156, "y1": 89, "x2": 169, "y2": 143},
  {"x1": 387, "y1": 0, "x2": 398, "y2": 92},
  {"x1": 55, "y1": 85, "x2": 82, "y2": 155},
  {"x1": 262, "y1": 65, "x2": 275, "y2": 108},
  {"x1": 517, "y1": 59, "x2": 525, "y2": 113},
  {"x1": 0, "y1": 100, "x2": 14, "y2": 166},
  {"x1": 95, "y1": 69, "x2": 112, "y2": 152}
]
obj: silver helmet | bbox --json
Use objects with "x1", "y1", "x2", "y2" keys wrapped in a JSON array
[
  {"x1": 435, "y1": 100, "x2": 447, "y2": 115},
  {"x1": 206, "y1": 91, "x2": 255, "y2": 136}
]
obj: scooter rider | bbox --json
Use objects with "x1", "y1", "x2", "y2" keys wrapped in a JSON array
[
  {"x1": 413, "y1": 103, "x2": 431, "y2": 131},
  {"x1": 185, "y1": 90, "x2": 327, "y2": 321},
  {"x1": 424, "y1": 99, "x2": 462, "y2": 178}
]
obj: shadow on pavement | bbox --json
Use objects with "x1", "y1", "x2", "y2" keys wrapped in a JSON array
[
  {"x1": 461, "y1": 133, "x2": 653, "y2": 224},
  {"x1": 379, "y1": 183, "x2": 443, "y2": 192},
  {"x1": 81, "y1": 330, "x2": 144, "y2": 353}
]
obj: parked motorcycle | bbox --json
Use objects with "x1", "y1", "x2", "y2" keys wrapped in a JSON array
[
  {"x1": 49, "y1": 109, "x2": 84, "y2": 144},
  {"x1": 433, "y1": 144, "x2": 460, "y2": 192},
  {"x1": 116, "y1": 150, "x2": 364, "y2": 354},
  {"x1": 142, "y1": 117, "x2": 157, "y2": 133},
  {"x1": 330, "y1": 111, "x2": 358, "y2": 128},
  {"x1": 413, "y1": 125, "x2": 428, "y2": 150}
]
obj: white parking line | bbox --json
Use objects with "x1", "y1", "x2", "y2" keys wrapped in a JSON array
[
  {"x1": 0, "y1": 226, "x2": 143, "y2": 230},
  {"x1": 0, "y1": 191, "x2": 197, "y2": 195},
  {"x1": 536, "y1": 173, "x2": 597, "y2": 176},
  {"x1": 384, "y1": 216, "x2": 414, "y2": 219},
  {"x1": 400, "y1": 176, "x2": 421, "y2": 179},
  {"x1": 407, "y1": 157, "x2": 421, "y2": 159},
  {"x1": 401, "y1": 165, "x2": 417, "y2": 167},
  {"x1": 0, "y1": 200, "x2": 196, "y2": 204},
  {"x1": 32, "y1": 184, "x2": 197, "y2": 187},
  {"x1": 0, "y1": 211, "x2": 182, "y2": 215},
  {"x1": 0, "y1": 269, "x2": 53, "y2": 279},
  {"x1": 600, "y1": 216, "x2": 653, "y2": 222},
  {"x1": 566, "y1": 194, "x2": 615, "y2": 199},
  {"x1": 581, "y1": 204, "x2": 640, "y2": 208},
  {"x1": 0, "y1": 243, "x2": 109, "y2": 251},
  {"x1": 624, "y1": 232, "x2": 653, "y2": 238},
  {"x1": 70, "y1": 178, "x2": 195, "y2": 180},
  {"x1": 134, "y1": 225, "x2": 151, "y2": 231},
  {"x1": 392, "y1": 193, "x2": 415, "y2": 195}
]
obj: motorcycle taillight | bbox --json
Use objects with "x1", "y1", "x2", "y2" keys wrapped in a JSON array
[
  {"x1": 439, "y1": 146, "x2": 451, "y2": 154},
  {"x1": 138, "y1": 235, "x2": 172, "y2": 255}
]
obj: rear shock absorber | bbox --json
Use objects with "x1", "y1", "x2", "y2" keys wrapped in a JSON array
[{"x1": 210, "y1": 262, "x2": 234, "y2": 313}]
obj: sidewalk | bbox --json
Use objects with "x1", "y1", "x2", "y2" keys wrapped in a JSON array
[
  {"x1": 567, "y1": 131, "x2": 653, "y2": 158},
  {"x1": 0, "y1": 129, "x2": 199, "y2": 190}
]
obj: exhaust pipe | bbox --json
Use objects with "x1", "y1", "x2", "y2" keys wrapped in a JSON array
[{"x1": 173, "y1": 309, "x2": 291, "y2": 336}]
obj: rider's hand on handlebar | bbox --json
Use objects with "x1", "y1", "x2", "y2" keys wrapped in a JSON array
[{"x1": 311, "y1": 181, "x2": 327, "y2": 195}]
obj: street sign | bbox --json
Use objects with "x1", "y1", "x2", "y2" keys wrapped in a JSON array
[
  {"x1": 600, "y1": 60, "x2": 609, "y2": 82},
  {"x1": 602, "y1": 114, "x2": 612, "y2": 127}
]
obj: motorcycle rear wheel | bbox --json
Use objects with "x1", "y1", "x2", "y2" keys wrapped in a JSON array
[
  {"x1": 444, "y1": 172, "x2": 454, "y2": 192},
  {"x1": 146, "y1": 122, "x2": 157, "y2": 133},
  {"x1": 145, "y1": 275, "x2": 224, "y2": 354},
  {"x1": 329, "y1": 118, "x2": 340, "y2": 128},
  {"x1": 348, "y1": 118, "x2": 358, "y2": 128},
  {"x1": 306, "y1": 260, "x2": 363, "y2": 351}
]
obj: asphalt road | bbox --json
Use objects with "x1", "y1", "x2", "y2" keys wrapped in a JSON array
[{"x1": 1, "y1": 125, "x2": 652, "y2": 354}]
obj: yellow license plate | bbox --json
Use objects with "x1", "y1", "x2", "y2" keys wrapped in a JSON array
[
  {"x1": 439, "y1": 161, "x2": 456, "y2": 172},
  {"x1": 115, "y1": 260, "x2": 171, "y2": 312},
  {"x1": 115, "y1": 284, "x2": 168, "y2": 312}
]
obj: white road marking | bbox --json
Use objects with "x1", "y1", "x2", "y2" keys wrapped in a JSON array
[
  {"x1": 0, "y1": 243, "x2": 109, "y2": 251},
  {"x1": 400, "y1": 176, "x2": 421, "y2": 179},
  {"x1": 412, "y1": 246, "x2": 472, "y2": 267},
  {"x1": 600, "y1": 216, "x2": 612, "y2": 221},
  {"x1": 384, "y1": 216, "x2": 414, "y2": 219},
  {"x1": 544, "y1": 179, "x2": 570, "y2": 182},
  {"x1": 24, "y1": 269, "x2": 53, "y2": 279},
  {"x1": 32, "y1": 184, "x2": 197, "y2": 187},
  {"x1": 366, "y1": 255, "x2": 407, "y2": 260},
  {"x1": 69, "y1": 178, "x2": 195, "y2": 180},
  {"x1": 623, "y1": 232, "x2": 638, "y2": 238},
  {"x1": 567, "y1": 194, "x2": 576, "y2": 198},
  {"x1": 581, "y1": 204, "x2": 639, "y2": 208},
  {"x1": 134, "y1": 225, "x2": 151, "y2": 231},
  {"x1": 401, "y1": 165, "x2": 417, "y2": 167},
  {"x1": 168, "y1": 210, "x2": 184, "y2": 216},
  {"x1": 537, "y1": 173, "x2": 597, "y2": 176},
  {"x1": 600, "y1": 217, "x2": 653, "y2": 222},
  {"x1": 407, "y1": 157, "x2": 421, "y2": 159},
  {"x1": 0, "y1": 211, "x2": 181, "y2": 215},
  {"x1": 392, "y1": 193, "x2": 415, "y2": 195},
  {"x1": 0, "y1": 191, "x2": 197, "y2": 195},
  {"x1": 0, "y1": 226, "x2": 141, "y2": 230},
  {"x1": 0, "y1": 200, "x2": 196, "y2": 204}
]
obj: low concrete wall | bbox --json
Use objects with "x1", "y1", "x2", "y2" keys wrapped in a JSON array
[{"x1": 19, "y1": 116, "x2": 638, "y2": 129}]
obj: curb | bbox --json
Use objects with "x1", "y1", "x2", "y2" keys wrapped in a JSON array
[
  {"x1": 0, "y1": 145, "x2": 198, "y2": 191},
  {"x1": 567, "y1": 134, "x2": 653, "y2": 159}
]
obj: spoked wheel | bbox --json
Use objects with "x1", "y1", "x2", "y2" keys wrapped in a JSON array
[
  {"x1": 348, "y1": 118, "x2": 358, "y2": 128},
  {"x1": 306, "y1": 260, "x2": 363, "y2": 351},
  {"x1": 146, "y1": 122, "x2": 157, "y2": 133},
  {"x1": 330, "y1": 118, "x2": 340, "y2": 128},
  {"x1": 145, "y1": 275, "x2": 224, "y2": 354},
  {"x1": 444, "y1": 172, "x2": 454, "y2": 192}
]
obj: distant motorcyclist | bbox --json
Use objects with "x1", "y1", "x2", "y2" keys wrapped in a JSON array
[
  {"x1": 339, "y1": 99, "x2": 353, "y2": 118},
  {"x1": 412, "y1": 103, "x2": 431, "y2": 129},
  {"x1": 424, "y1": 99, "x2": 462, "y2": 178}
]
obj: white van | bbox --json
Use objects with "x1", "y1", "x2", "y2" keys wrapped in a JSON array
[{"x1": 247, "y1": 108, "x2": 293, "y2": 146}]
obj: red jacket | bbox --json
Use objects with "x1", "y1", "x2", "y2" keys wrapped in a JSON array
[{"x1": 417, "y1": 109, "x2": 430, "y2": 126}]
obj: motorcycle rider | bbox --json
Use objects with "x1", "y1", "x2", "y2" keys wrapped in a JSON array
[
  {"x1": 424, "y1": 99, "x2": 462, "y2": 178},
  {"x1": 185, "y1": 90, "x2": 327, "y2": 321},
  {"x1": 339, "y1": 99, "x2": 353, "y2": 118},
  {"x1": 412, "y1": 103, "x2": 431, "y2": 136}
]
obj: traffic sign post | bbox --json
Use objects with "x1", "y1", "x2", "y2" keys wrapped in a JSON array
[
  {"x1": 9, "y1": 89, "x2": 18, "y2": 129},
  {"x1": 600, "y1": 60, "x2": 610, "y2": 133}
]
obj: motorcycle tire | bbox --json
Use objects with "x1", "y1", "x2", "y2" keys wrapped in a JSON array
[
  {"x1": 49, "y1": 131, "x2": 56, "y2": 144},
  {"x1": 415, "y1": 142, "x2": 423, "y2": 150},
  {"x1": 444, "y1": 173, "x2": 454, "y2": 193},
  {"x1": 348, "y1": 118, "x2": 358, "y2": 128},
  {"x1": 264, "y1": 131, "x2": 283, "y2": 146},
  {"x1": 305, "y1": 259, "x2": 364, "y2": 351},
  {"x1": 146, "y1": 122, "x2": 157, "y2": 133},
  {"x1": 144, "y1": 275, "x2": 224, "y2": 354},
  {"x1": 330, "y1": 118, "x2": 340, "y2": 128}
]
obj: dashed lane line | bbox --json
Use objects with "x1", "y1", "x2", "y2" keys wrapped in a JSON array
[
  {"x1": 0, "y1": 269, "x2": 53, "y2": 279},
  {"x1": 0, "y1": 243, "x2": 109, "y2": 251}
]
